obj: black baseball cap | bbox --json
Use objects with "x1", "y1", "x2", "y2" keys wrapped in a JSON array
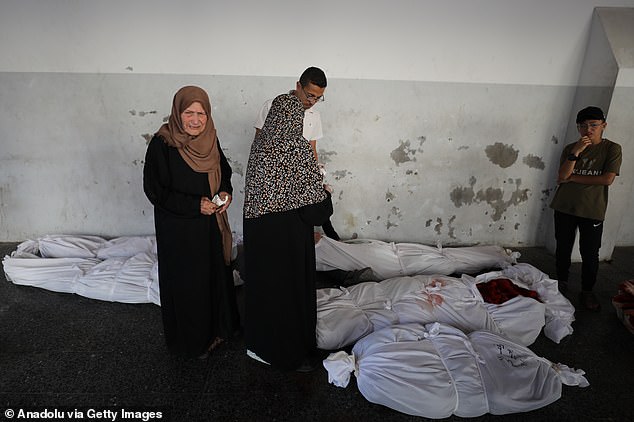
[{"x1": 576, "y1": 106, "x2": 605, "y2": 123}]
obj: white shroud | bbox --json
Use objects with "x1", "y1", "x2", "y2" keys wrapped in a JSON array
[
  {"x1": 3, "y1": 235, "x2": 160, "y2": 305},
  {"x1": 4, "y1": 235, "x2": 573, "y2": 345},
  {"x1": 316, "y1": 264, "x2": 574, "y2": 350},
  {"x1": 315, "y1": 236, "x2": 519, "y2": 279},
  {"x1": 323, "y1": 322, "x2": 588, "y2": 418}
]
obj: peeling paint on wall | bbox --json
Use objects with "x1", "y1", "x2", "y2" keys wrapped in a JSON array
[
  {"x1": 522, "y1": 154, "x2": 545, "y2": 170},
  {"x1": 405, "y1": 169, "x2": 419, "y2": 175},
  {"x1": 391, "y1": 139, "x2": 417, "y2": 166},
  {"x1": 129, "y1": 110, "x2": 157, "y2": 117},
  {"x1": 540, "y1": 188, "x2": 553, "y2": 211},
  {"x1": 450, "y1": 186, "x2": 475, "y2": 207},
  {"x1": 434, "y1": 217, "x2": 443, "y2": 235},
  {"x1": 551, "y1": 135, "x2": 559, "y2": 145},
  {"x1": 390, "y1": 136, "x2": 425, "y2": 166},
  {"x1": 479, "y1": 183, "x2": 530, "y2": 221},
  {"x1": 425, "y1": 215, "x2": 456, "y2": 238},
  {"x1": 540, "y1": 188, "x2": 552, "y2": 202},
  {"x1": 458, "y1": 145, "x2": 469, "y2": 150},
  {"x1": 450, "y1": 176, "x2": 477, "y2": 207},
  {"x1": 386, "y1": 206, "x2": 402, "y2": 230},
  {"x1": 331, "y1": 170, "x2": 351, "y2": 180},
  {"x1": 385, "y1": 190, "x2": 395, "y2": 202},
  {"x1": 448, "y1": 215, "x2": 456, "y2": 239},
  {"x1": 484, "y1": 142, "x2": 519, "y2": 168},
  {"x1": 318, "y1": 150, "x2": 337, "y2": 164},
  {"x1": 450, "y1": 178, "x2": 530, "y2": 221}
]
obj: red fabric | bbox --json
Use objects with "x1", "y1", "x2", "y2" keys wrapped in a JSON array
[
  {"x1": 618, "y1": 280, "x2": 634, "y2": 296},
  {"x1": 612, "y1": 281, "x2": 634, "y2": 316},
  {"x1": 612, "y1": 293, "x2": 634, "y2": 308},
  {"x1": 477, "y1": 278, "x2": 541, "y2": 305}
]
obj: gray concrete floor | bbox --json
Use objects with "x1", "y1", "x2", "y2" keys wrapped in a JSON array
[{"x1": 1, "y1": 242, "x2": 633, "y2": 422}]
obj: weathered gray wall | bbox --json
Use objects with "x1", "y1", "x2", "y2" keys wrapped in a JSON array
[
  {"x1": 317, "y1": 79, "x2": 575, "y2": 245},
  {"x1": 544, "y1": 7, "x2": 634, "y2": 257},
  {"x1": 597, "y1": 8, "x2": 634, "y2": 247},
  {"x1": 0, "y1": 72, "x2": 576, "y2": 245},
  {"x1": 1, "y1": 0, "x2": 633, "y2": 247}
]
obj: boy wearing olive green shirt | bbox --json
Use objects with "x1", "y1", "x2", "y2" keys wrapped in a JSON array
[{"x1": 550, "y1": 106, "x2": 622, "y2": 311}]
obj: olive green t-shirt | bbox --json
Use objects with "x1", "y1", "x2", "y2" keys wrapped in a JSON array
[{"x1": 550, "y1": 138, "x2": 622, "y2": 221}]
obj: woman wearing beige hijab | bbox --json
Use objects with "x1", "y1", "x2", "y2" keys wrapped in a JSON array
[{"x1": 143, "y1": 86, "x2": 239, "y2": 359}]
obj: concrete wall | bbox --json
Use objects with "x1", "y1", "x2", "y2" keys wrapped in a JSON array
[
  {"x1": 605, "y1": 74, "x2": 634, "y2": 248},
  {"x1": 599, "y1": 8, "x2": 634, "y2": 246},
  {"x1": 544, "y1": 7, "x2": 634, "y2": 258},
  {"x1": 1, "y1": 0, "x2": 633, "y2": 246}
]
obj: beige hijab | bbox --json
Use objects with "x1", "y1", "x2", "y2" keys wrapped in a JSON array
[{"x1": 157, "y1": 86, "x2": 232, "y2": 265}]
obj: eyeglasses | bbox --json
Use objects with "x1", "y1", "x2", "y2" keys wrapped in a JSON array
[
  {"x1": 577, "y1": 123, "x2": 603, "y2": 130},
  {"x1": 301, "y1": 86, "x2": 325, "y2": 103}
]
